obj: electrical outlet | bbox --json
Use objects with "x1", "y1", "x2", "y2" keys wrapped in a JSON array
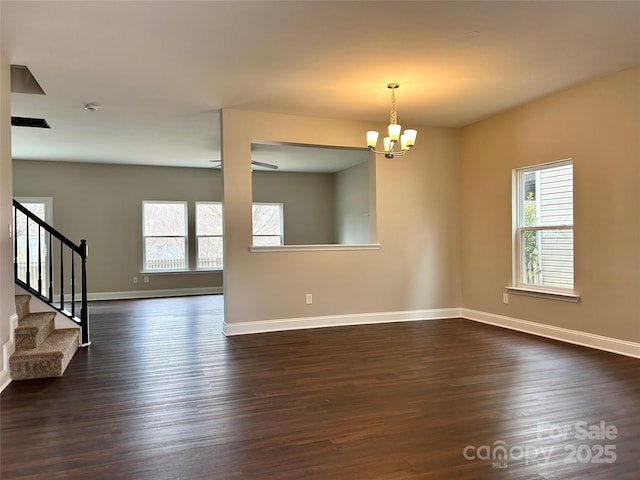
[
  {"x1": 144, "y1": 276, "x2": 149, "y2": 283},
  {"x1": 305, "y1": 293, "x2": 313, "y2": 305},
  {"x1": 133, "y1": 276, "x2": 138, "y2": 284},
  {"x1": 503, "y1": 292, "x2": 509, "y2": 304}
]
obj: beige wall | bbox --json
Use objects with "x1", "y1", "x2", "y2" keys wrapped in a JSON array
[
  {"x1": 1, "y1": 51, "x2": 15, "y2": 373},
  {"x1": 13, "y1": 161, "x2": 224, "y2": 294},
  {"x1": 222, "y1": 109, "x2": 461, "y2": 324},
  {"x1": 460, "y1": 66, "x2": 640, "y2": 343},
  {"x1": 252, "y1": 170, "x2": 336, "y2": 244},
  {"x1": 334, "y1": 160, "x2": 370, "y2": 244}
]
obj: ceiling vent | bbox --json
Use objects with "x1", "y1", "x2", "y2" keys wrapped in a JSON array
[
  {"x1": 10, "y1": 65, "x2": 46, "y2": 95},
  {"x1": 11, "y1": 116, "x2": 51, "y2": 128}
]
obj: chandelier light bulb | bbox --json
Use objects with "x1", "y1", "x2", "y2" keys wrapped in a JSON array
[
  {"x1": 388, "y1": 124, "x2": 401, "y2": 142},
  {"x1": 367, "y1": 130, "x2": 379, "y2": 148}
]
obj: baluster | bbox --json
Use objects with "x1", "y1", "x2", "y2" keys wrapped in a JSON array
[
  {"x1": 48, "y1": 232, "x2": 54, "y2": 301},
  {"x1": 38, "y1": 224, "x2": 43, "y2": 294},
  {"x1": 60, "y1": 243, "x2": 64, "y2": 311},
  {"x1": 25, "y1": 215, "x2": 31, "y2": 287},
  {"x1": 80, "y1": 240, "x2": 89, "y2": 345},
  {"x1": 71, "y1": 252, "x2": 76, "y2": 317}
]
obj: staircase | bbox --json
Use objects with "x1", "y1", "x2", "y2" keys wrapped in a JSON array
[{"x1": 10, "y1": 294, "x2": 79, "y2": 380}]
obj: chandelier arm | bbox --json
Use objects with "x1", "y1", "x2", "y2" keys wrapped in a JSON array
[{"x1": 368, "y1": 147, "x2": 410, "y2": 157}]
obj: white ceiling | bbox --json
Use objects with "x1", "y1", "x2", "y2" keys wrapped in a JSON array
[{"x1": 2, "y1": 1, "x2": 639, "y2": 170}]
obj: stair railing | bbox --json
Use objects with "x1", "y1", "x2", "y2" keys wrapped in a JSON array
[{"x1": 12, "y1": 199, "x2": 90, "y2": 346}]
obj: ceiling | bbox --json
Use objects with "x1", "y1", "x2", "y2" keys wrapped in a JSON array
[
  {"x1": 248, "y1": 143, "x2": 369, "y2": 173},
  {"x1": 2, "y1": 1, "x2": 639, "y2": 170}
]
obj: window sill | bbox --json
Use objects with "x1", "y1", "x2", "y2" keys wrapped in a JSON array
[
  {"x1": 249, "y1": 243, "x2": 382, "y2": 253},
  {"x1": 506, "y1": 287, "x2": 580, "y2": 303},
  {"x1": 140, "y1": 269, "x2": 222, "y2": 275}
]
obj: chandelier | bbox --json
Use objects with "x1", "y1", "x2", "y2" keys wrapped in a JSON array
[{"x1": 366, "y1": 83, "x2": 417, "y2": 158}]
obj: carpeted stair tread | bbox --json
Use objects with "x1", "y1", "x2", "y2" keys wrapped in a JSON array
[
  {"x1": 10, "y1": 329, "x2": 80, "y2": 380},
  {"x1": 12, "y1": 329, "x2": 79, "y2": 359},
  {"x1": 15, "y1": 294, "x2": 31, "y2": 321},
  {"x1": 15, "y1": 312, "x2": 55, "y2": 350},
  {"x1": 15, "y1": 294, "x2": 30, "y2": 306}
]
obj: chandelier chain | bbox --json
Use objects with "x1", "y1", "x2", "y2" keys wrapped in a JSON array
[{"x1": 389, "y1": 88, "x2": 397, "y2": 125}]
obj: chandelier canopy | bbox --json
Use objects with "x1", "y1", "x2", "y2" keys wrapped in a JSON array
[{"x1": 366, "y1": 83, "x2": 417, "y2": 158}]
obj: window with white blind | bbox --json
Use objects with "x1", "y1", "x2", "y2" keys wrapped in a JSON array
[
  {"x1": 514, "y1": 160, "x2": 574, "y2": 292},
  {"x1": 142, "y1": 201, "x2": 188, "y2": 271}
]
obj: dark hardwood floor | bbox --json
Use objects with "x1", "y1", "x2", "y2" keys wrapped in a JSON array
[{"x1": 2, "y1": 295, "x2": 639, "y2": 479}]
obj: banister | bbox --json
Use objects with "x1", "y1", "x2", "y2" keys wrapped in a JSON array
[
  {"x1": 12, "y1": 199, "x2": 90, "y2": 346},
  {"x1": 13, "y1": 200, "x2": 83, "y2": 254}
]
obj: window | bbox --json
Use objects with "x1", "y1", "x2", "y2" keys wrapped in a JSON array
[
  {"x1": 252, "y1": 203, "x2": 284, "y2": 246},
  {"x1": 514, "y1": 160, "x2": 574, "y2": 291},
  {"x1": 143, "y1": 201, "x2": 187, "y2": 271},
  {"x1": 142, "y1": 201, "x2": 283, "y2": 271},
  {"x1": 196, "y1": 202, "x2": 223, "y2": 269},
  {"x1": 14, "y1": 197, "x2": 52, "y2": 293}
]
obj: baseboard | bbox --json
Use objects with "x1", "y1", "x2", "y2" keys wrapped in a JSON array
[
  {"x1": 0, "y1": 313, "x2": 19, "y2": 393},
  {"x1": 462, "y1": 308, "x2": 640, "y2": 359},
  {"x1": 223, "y1": 306, "x2": 640, "y2": 359},
  {"x1": 16, "y1": 284, "x2": 222, "y2": 308},
  {"x1": 223, "y1": 308, "x2": 462, "y2": 336},
  {"x1": 87, "y1": 286, "x2": 223, "y2": 301}
]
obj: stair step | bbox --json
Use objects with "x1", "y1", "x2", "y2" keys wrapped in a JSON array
[
  {"x1": 10, "y1": 329, "x2": 80, "y2": 380},
  {"x1": 15, "y1": 312, "x2": 56, "y2": 350},
  {"x1": 15, "y1": 294, "x2": 31, "y2": 321}
]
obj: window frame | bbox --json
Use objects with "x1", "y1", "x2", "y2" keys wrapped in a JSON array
[
  {"x1": 195, "y1": 201, "x2": 224, "y2": 271},
  {"x1": 142, "y1": 200, "x2": 188, "y2": 272},
  {"x1": 512, "y1": 159, "x2": 575, "y2": 296},
  {"x1": 252, "y1": 202, "x2": 284, "y2": 246},
  {"x1": 14, "y1": 197, "x2": 53, "y2": 293}
]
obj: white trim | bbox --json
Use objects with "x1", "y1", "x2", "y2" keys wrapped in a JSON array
[
  {"x1": 517, "y1": 157, "x2": 574, "y2": 174},
  {"x1": 87, "y1": 286, "x2": 223, "y2": 301},
  {"x1": 139, "y1": 269, "x2": 222, "y2": 275},
  {"x1": 250, "y1": 243, "x2": 382, "y2": 253},
  {"x1": 506, "y1": 287, "x2": 580, "y2": 302},
  {"x1": 223, "y1": 308, "x2": 461, "y2": 336},
  {"x1": 0, "y1": 313, "x2": 19, "y2": 393},
  {"x1": 462, "y1": 308, "x2": 640, "y2": 359}
]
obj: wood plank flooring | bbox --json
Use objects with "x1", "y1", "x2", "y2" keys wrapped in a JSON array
[{"x1": 2, "y1": 295, "x2": 639, "y2": 479}]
